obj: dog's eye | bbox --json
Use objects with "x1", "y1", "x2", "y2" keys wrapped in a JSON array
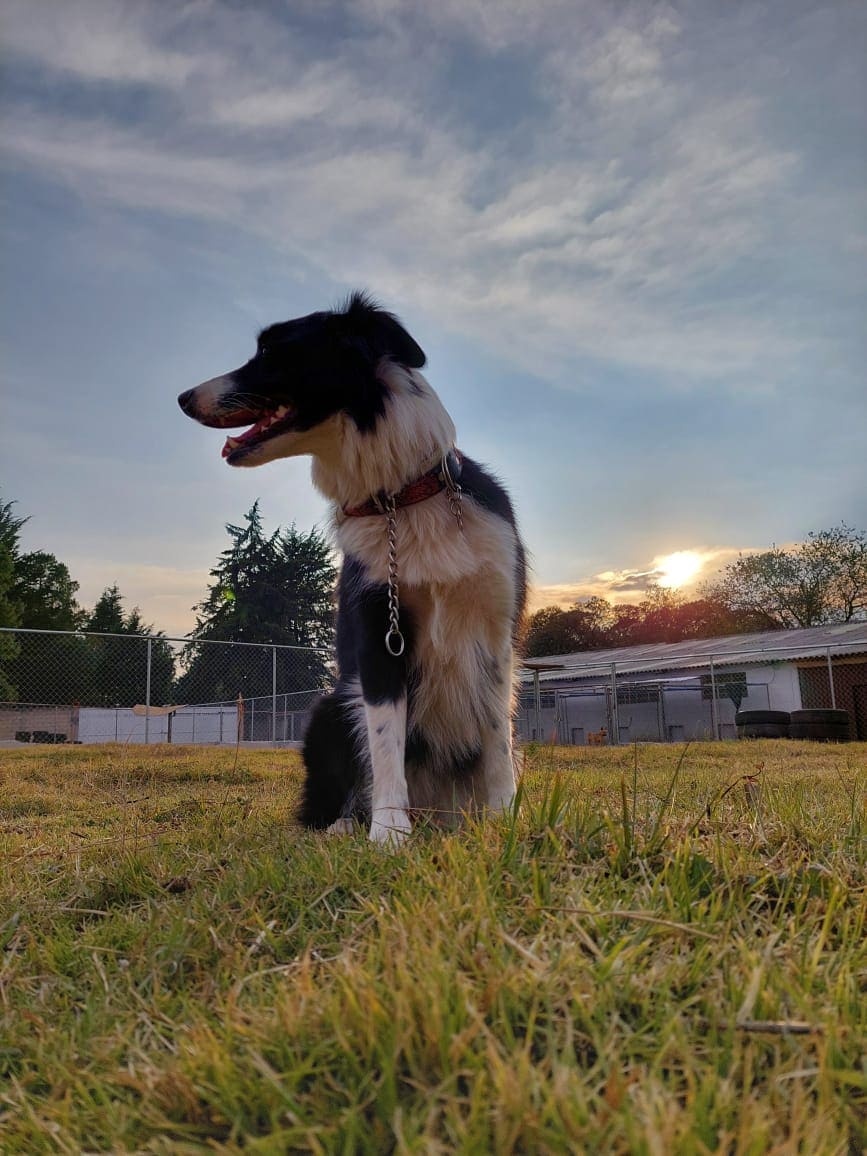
[{"x1": 258, "y1": 344, "x2": 269, "y2": 358}]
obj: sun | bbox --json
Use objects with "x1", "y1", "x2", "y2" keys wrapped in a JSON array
[{"x1": 654, "y1": 550, "x2": 704, "y2": 590}]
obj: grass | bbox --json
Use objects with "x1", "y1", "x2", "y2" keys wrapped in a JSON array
[{"x1": 0, "y1": 739, "x2": 865, "y2": 1154}]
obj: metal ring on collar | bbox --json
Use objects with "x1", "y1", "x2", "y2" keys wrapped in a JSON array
[{"x1": 385, "y1": 629, "x2": 405, "y2": 657}]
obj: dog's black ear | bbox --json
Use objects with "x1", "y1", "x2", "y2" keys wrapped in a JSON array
[
  {"x1": 340, "y1": 291, "x2": 427, "y2": 368},
  {"x1": 369, "y1": 311, "x2": 426, "y2": 368}
]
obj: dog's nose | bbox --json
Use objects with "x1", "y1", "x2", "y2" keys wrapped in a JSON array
[{"x1": 178, "y1": 388, "x2": 196, "y2": 415}]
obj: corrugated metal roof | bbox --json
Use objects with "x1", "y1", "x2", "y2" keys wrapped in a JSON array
[{"x1": 522, "y1": 622, "x2": 867, "y2": 682}]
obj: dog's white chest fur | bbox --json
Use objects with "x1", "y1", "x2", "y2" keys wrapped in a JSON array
[{"x1": 337, "y1": 495, "x2": 519, "y2": 759}]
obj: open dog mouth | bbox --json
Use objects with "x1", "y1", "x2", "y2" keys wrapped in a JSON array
[{"x1": 221, "y1": 405, "x2": 295, "y2": 460}]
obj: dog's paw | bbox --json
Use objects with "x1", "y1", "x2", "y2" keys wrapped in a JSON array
[
  {"x1": 325, "y1": 817, "x2": 356, "y2": 836},
  {"x1": 369, "y1": 808, "x2": 412, "y2": 847}
]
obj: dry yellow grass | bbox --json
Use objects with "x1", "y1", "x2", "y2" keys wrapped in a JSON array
[{"x1": 1, "y1": 739, "x2": 865, "y2": 1153}]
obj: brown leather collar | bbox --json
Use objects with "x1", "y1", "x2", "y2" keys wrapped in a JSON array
[{"x1": 342, "y1": 450, "x2": 463, "y2": 518}]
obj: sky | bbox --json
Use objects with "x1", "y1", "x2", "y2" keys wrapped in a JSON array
[{"x1": 1, "y1": 0, "x2": 865, "y2": 637}]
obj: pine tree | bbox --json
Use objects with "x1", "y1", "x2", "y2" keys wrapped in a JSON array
[
  {"x1": 176, "y1": 503, "x2": 336, "y2": 705},
  {"x1": 82, "y1": 585, "x2": 175, "y2": 707}
]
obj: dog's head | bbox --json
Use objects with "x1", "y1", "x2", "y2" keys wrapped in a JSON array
[{"x1": 178, "y1": 292, "x2": 426, "y2": 468}]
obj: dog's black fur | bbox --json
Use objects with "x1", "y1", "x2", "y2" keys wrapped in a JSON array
[{"x1": 180, "y1": 293, "x2": 526, "y2": 843}]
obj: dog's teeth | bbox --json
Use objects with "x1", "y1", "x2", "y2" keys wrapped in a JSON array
[{"x1": 225, "y1": 437, "x2": 239, "y2": 448}]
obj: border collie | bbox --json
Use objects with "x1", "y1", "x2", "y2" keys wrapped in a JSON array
[{"x1": 178, "y1": 293, "x2": 526, "y2": 845}]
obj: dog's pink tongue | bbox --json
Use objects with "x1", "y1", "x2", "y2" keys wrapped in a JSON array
[
  {"x1": 222, "y1": 422, "x2": 260, "y2": 458},
  {"x1": 221, "y1": 406, "x2": 292, "y2": 458}
]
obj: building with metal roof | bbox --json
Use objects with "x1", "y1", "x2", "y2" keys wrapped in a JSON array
[{"x1": 519, "y1": 622, "x2": 867, "y2": 745}]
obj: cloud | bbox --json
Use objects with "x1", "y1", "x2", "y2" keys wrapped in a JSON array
[
  {"x1": 530, "y1": 546, "x2": 754, "y2": 611},
  {"x1": 1, "y1": 0, "x2": 843, "y2": 397},
  {"x1": 0, "y1": 0, "x2": 203, "y2": 86}
]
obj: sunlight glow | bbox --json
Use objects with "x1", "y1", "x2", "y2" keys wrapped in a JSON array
[{"x1": 655, "y1": 551, "x2": 705, "y2": 589}]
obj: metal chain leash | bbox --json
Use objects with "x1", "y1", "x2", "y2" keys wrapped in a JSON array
[
  {"x1": 384, "y1": 496, "x2": 405, "y2": 657},
  {"x1": 382, "y1": 452, "x2": 465, "y2": 657},
  {"x1": 442, "y1": 451, "x2": 464, "y2": 530}
]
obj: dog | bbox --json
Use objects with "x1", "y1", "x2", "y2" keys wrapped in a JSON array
[{"x1": 178, "y1": 292, "x2": 526, "y2": 844}]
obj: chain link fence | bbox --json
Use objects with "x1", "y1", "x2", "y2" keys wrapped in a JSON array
[
  {"x1": 519, "y1": 638, "x2": 867, "y2": 744},
  {"x1": 0, "y1": 628, "x2": 332, "y2": 746},
  {"x1": 3, "y1": 628, "x2": 866, "y2": 748}
]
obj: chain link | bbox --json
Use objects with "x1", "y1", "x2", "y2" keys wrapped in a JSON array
[
  {"x1": 384, "y1": 497, "x2": 405, "y2": 657},
  {"x1": 447, "y1": 485, "x2": 464, "y2": 530}
]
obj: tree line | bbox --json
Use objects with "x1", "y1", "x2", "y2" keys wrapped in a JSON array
[
  {"x1": 3, "y1": 485, "x2": 864, "y2": 694},
  {"x1": 523, "y1": 525, "x2": 867, "y2": 658},
  {"x1": 0, "y1": 492, "x2": 335, "y2": 707}
]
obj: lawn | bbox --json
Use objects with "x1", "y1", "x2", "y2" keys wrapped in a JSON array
[{"x1": 0, "y1": 740, "x2": 865, "y2": 1154}]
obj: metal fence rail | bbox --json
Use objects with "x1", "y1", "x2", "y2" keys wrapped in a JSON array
[{"x1": 0, "y1": 628, "x2": 331, "y2": 747}]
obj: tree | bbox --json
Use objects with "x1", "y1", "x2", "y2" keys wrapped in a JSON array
[
  {"x1": 11, "y1": 551, "x2": 83, "y2": 631},
  {"x1": 0, "y1": 494, "x2": 26, "y2": 699},
  {"x1": 523, "y1": 597, "x2": 614, "y2": 657},
  {"x1": 523, "y1": 585, "x2": 778, "y2": 658},
  {"x1": 0, "y1": 493, "x2": 27, "y2": 555},
  {"x1": 81, "y1": 585, "x2": 175, "y2": 707},
  {"x1": 175, "y1": 503, "x2": 336, "y2": 705},
  {"x1": 4, "y1": 546, "x2": 91, "y2": 705},
  {"x1": 0, "y1": 540, "x2": 20, "y2": 700},
  {"x1": 702, "y1": 525, "x2": 867, "y2": 628}
]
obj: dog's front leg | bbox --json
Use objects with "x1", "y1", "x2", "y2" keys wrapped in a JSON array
[
  {"x1": 364, "y1": 695, "x2": 411, "y2": 845},
  {"x1": 478, "y1": 650, "x2": 518, "y2": 813},
  {"x1": 356, "y1": 582, "x2": 412, "y2": 846}
]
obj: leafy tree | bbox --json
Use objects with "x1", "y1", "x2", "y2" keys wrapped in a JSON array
[
  {"x1": 4, "y1": 545, "x2": 90, "y2": 705},
  {"x1": 605, "y1": 587, "x2": 774, "y2": 646},
  {"x1": 0, "y1": 492, "x2": 92, "y2": 704},
  {"x1": 523, "y1": 598, "x2": 614, "y2": 657},
  {"x1": 176, "y1": 503, "x2": 336, "y2": 705},
  {"x1": 702, "y1": 525, "x2": 867, "y2": 628},
  {"x1": 11, "y1": 551, "x2": 83, "y2": 631},
  {"x1": 524, "y1": 586, "x2": 778, "y2": 658},
  {"x1": 0, "y1": 494, "x2": 26, "y2": 699},
  {"x1": 0, "y1": 540, "x2": 20, "y2": 700}
]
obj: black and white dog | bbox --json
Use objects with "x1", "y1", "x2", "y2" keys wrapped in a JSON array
[{"x1": 179, "y1": 293, "x2": 526, "y2": 844}]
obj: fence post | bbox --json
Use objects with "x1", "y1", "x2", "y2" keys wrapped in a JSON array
[
  {"x1": 145, "y1": 637, "x2": 152, "y2": 745},
  {"x1": 272, "y1": 646, "x2": 278, "y2": 746},
  {"x1": 709, "y1": 654, "x2": 719, "y2": 740},
  {"x1": 826, "y1": 647, "x2": 836, "y2": 708},
  {"x1": 532, "y1": 669, "x2": 542, "y2": 742},
  {"x1": 610, "y1": 663, "x2": 620, "y2": 745}
]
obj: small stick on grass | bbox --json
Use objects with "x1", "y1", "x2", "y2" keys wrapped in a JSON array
[
  {"x1": 700, "y1": 1019, "x2": 823, "y2": 1036},
  {"x1": 533, "y1": 906, "x2": 718, "y2": 940}
]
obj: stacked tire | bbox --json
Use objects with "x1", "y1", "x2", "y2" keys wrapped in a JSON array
[
  {"x1": 735, "y1": 710, "x2": 790, "y2": 739},
  {"x1": 789, "y1": 709, "x2": 850, "y2": 743},
  {"x1": 735, "y1": 708, "x2": 851, "y2": 742}
]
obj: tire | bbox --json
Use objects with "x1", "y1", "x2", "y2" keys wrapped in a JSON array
[
  {"x1": 789, "y1": 709, "x2": 849, "y2": 725},
  {"x1": 735, "y1": 710, "x2": 791, "y2": 726},
  {"x1": 737, "y1": 722, "x2": 790, "y2": 739},
  {"x1": 789, "y1": 709, "x2": 850, "y2": 743}
]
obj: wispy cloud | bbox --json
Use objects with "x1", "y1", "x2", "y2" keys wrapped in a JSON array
[{"x1": 1, "y1": 0, "x2": 847, "y2": 394}]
